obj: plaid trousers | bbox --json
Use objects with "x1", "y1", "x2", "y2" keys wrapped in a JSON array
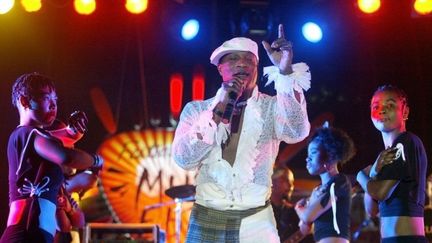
[{"x1": 185, "y1": 202, "x2": 270, "y2": 243}]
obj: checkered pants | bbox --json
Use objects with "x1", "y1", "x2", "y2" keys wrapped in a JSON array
[{"x1": 185, "y1": 202, "x2": 273, "y2": 243}]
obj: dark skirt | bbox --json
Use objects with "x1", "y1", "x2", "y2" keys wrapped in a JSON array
[
  {"x1": 381, "y1": 235, "x2": 428, "y2": 243},
  {"x1": 0, "y1": 224, "x2": 53, "y2": 243}
]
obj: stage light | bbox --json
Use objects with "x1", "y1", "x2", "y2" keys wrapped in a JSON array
[
  {"x1": 357, "y1": 0, "x2": 381, "y2": 14},
  {"x1": 74, "y1": 0, "x2": 95, "y2": 15},
  {"x1": 413, "y1": 0, "x2": 432, "y2": 15},
  {"x1": 181, "y1": 19, "x2": 199, "y2": 41},
  {"x1": 192, "y1": 65, "x2": 205, "y2": 101},
  {"x1": 229, "y1": 0, "x2": 273, "y2": 40},
  {"x1": 239, "y1": 8, "x2": 273, "y2": 37},
  {"x1": 302, "y1": 22, "x2": 323, "y2": 43},
  {"x1": 0, "y1": 0, "x2": 14, "y2": 14},
  {"x1": 125, "y1": 0, "x2": 148, "y2": 14},
  {"x1": 170, "y1": 73, "x2": 184, "y2": 118},
  {"x1": 21, "y1": 0, "x2": 41, "y2": 12}
]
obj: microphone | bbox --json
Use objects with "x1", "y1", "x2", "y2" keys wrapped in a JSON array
[{"x1": 221, "y1": 91, "x2": 238, "y2": 124}]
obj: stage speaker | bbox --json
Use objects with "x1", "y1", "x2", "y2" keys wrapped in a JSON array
[{"x1": 83, "y1": 223, "x2": 162, "y2": 243}]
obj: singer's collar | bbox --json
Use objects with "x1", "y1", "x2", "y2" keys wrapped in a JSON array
[
  {"x1": 238, "y1": 86, "x2": 259, "y2": 103},
  {"x1": 251, "y1": 86, "x2": 259, "y2": 101}
]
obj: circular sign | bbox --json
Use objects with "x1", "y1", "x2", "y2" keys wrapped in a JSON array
[{"x1": 97, "y1": 128, "x2": 196, "y2": 242}]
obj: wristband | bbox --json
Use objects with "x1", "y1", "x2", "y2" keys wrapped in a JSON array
[{"x1": 92, "y1": 154, "x2": 104, "y2": 168}]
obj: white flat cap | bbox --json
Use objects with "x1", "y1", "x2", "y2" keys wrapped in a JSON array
[{"x1": 209, "y1": 37, "x2": 259, "y2": 66}]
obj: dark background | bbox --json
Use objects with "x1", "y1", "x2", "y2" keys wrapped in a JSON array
[{"x1": 1, "y1": 0, "x2": 431, "y2": 230}]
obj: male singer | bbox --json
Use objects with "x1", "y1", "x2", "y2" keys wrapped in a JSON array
[{"x1": 172, "y1": 24, "x2": 311, "y2": 243}]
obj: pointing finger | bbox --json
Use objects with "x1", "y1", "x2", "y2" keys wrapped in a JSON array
[{"x1": 278, "y1": 24, "x2": 285, "y2": 39}]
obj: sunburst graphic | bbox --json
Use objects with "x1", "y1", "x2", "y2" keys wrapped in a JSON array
[{"x1": 97, "y1": 128, "x2": 196, "y2": 242}]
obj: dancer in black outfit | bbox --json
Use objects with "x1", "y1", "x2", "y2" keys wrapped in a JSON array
[
  {"x1": 357, "y1": 85, "x2": 428, "y2": 243},
  {"x1": 0, "y1": 73, "x2": 102, "y2": 243},
  {"x1": 295, "y1": 124, "x2": 356, "y2": 243}
]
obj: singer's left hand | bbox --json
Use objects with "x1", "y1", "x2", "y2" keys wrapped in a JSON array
[{"x1": 262, "y1": 24, "x2": 293, "y2": 75}]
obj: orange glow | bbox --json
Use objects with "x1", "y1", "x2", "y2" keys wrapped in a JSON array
[
  {"x1": 170, "y1": 73, "x2": 184, "y2": 118},
  {"x1": 74, "y1": 0, "x2": 96, "y2": 15},
  {"x1": 125, "y1": 0, "x2": 148, "y2": 14},
  {"x1": 21, "y1": 0, "x2": 41, "y2": 12},
  {"x1": 357, "y1": 0, "x2": 381, "y2": 14},
  {"x1": 414, "y1": 0, "x2": 432, "y2": 15},
  {"x1": 192, "y1": 65, "x2": 205, "y2": 101},
  {"x1": 90, "y1": 87, "x2": 117, "y2": 135},
  {"x1": 95, "y1": 129, "x2": 196, "y2": 243},
  {"x1": 0, "y1": 0, "x2": 14, "y2": 14}
]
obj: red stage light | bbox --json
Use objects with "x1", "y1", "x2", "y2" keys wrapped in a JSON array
[
  {"x1": 170, "y1": 73, "x2": 184, "y2": 119},
  {"x1": 192, "y1": 65, "x2": 205, "y2": 101}
]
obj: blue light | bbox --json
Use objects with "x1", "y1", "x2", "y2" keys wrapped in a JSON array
[
  {"x1": 302, "y1": 22, "x2": 323, "y2": 43},
  {"x1": 181, "y1": 19, "x2": 200, "y2": 41}
]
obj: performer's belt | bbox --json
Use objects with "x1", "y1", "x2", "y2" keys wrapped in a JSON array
[{"x1": 194, "y1": 200, "x2": 270, "y2": 219}]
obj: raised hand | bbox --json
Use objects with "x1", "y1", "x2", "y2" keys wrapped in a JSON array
[
  {"x1": 68, "y1": 110, "x2": 88, "y2": 134},
  {"x1": 262, "y1": 24, "x2": 293, "y2": 74}
]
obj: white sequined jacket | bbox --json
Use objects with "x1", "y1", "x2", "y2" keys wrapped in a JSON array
[{"x1": 172, "y1": 63, "x2": 311, "y2": 210}]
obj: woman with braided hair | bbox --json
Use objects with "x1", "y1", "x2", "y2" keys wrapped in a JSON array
[{"x1": 356, "y1": 85, "x2": 428, "y2": 243}]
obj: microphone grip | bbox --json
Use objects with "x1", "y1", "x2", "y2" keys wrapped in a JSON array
[{"x1": 221, "y1": 91, "x2": 237, "y2": 124}]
